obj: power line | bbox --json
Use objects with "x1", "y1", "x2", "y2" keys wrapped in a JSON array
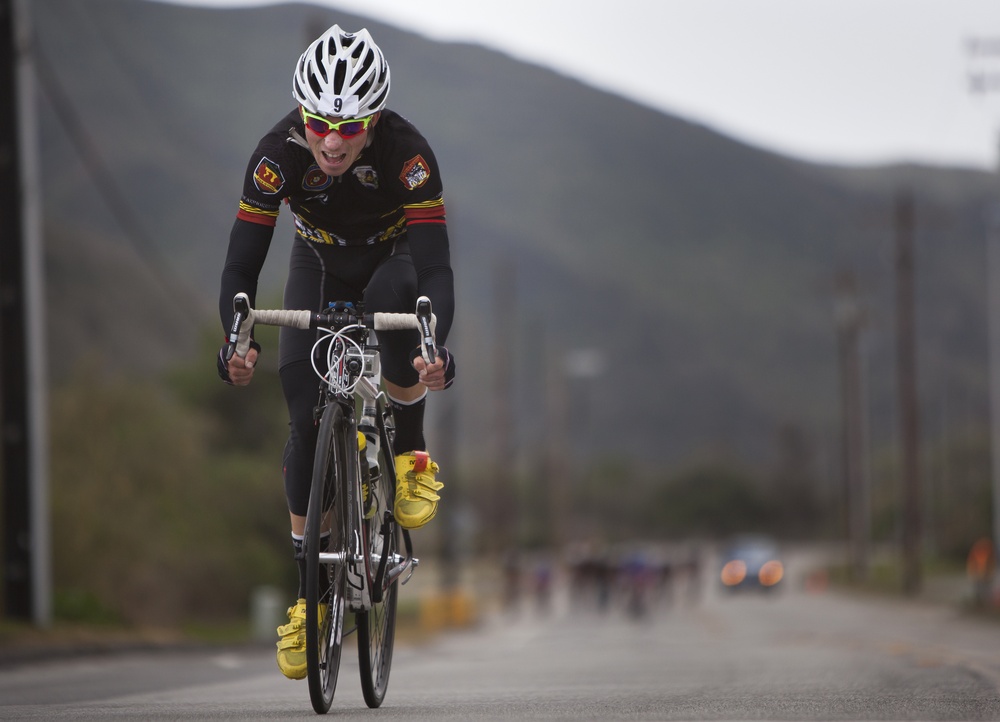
[{"x1": 28, "y1": 22, "x2": 206, "y2": 323}]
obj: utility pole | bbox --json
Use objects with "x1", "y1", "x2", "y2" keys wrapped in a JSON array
[
  {"x1": 834, "y1": 270, "x2": 868, "y2": 582},
  {"x1": 895, "y1": 190, "x2": 922, "y2": 595},
  {"x1": 490, "y1": 257, "x2": 517, "y2": 556},
  {"x1": 988, "y1": 200, "x2": 1000, "y2": 577},
  {"x1": 545, "y1": 349, "x2": 570, "y2": 553},
  {"x1": 0, "y1": 0, "x2": 50, "y2": 625},
  {"x1": 966, "y1": 33, "x2": 1000, "y2": 580}
]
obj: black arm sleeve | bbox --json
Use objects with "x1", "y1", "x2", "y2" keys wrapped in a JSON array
[
  {"x1": 406, "y1": 222, "x2": 455, "y2": 346},
  {"x1": 218, "y1": 218, "x2": 275, "y2": 335}
]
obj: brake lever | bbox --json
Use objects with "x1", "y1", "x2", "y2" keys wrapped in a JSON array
[
  {"x1": 415, "y1": 296, "x2": 437, "y2": 365},
  {"x1": 226, "y1": 294, "x2": 251, "y2": 361}
]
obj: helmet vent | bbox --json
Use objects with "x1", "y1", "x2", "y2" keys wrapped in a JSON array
[
  {"x1": 312, "y1": 43, "x2": 328, "y2": 83},
  {"x1": 333, "y1": 59, "x2": 347, "y2": 94}
]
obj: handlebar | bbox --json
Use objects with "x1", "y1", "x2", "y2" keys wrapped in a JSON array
[{"x1": 228, "y1": 292, "x2": 438, "y2": 362}]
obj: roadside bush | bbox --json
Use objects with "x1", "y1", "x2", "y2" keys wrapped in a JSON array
[
  {"x1": 49, "y1": 359, "x2": 292, "y2": 629},
  {"x1": 650, "y1": 462, "x2": 777, "y2": 538}
]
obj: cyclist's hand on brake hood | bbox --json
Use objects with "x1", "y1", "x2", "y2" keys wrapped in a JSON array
[
  {"x1": 218, "y1": 341, "x2": 260, "y2": 386},
  {"x1": 410, "y1": 346, "x2": 456, "y2": 391}
]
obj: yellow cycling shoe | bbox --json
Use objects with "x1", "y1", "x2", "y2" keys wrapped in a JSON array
[
  {"x1": 276, "y1": 599, "x2": 328, "y2": 680},
  {"x1": 394, "y1": 451, "x2": 443, "y2": 530},
  {"x1": 276, "y1": 599, "x2": 308, "y2": 680}
]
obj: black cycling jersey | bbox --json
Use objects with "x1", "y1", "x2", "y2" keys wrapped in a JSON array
[
  {"x1": 219, "y1": 108, "x2": 454, "y2": 344},
  {"x1": 236, "y1": 108, "x2": 445, "y2": 244},
  {"x1": 219, "y1": 107, "x2": 456, "y2": 516}
]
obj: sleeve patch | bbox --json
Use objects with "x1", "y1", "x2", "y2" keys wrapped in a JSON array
[
  {"x1": 399, "y1": 154, "x2": 431, "y2": 190},
  {"x1": 252, "y1": 157, "x2": 285, "y2": 195}
]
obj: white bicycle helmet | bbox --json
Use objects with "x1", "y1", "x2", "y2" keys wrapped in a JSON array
[{"x1": 292, "y1": 25, "x2": 390, "y2": 118}]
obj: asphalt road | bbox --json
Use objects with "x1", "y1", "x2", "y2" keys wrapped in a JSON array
[{"x1": 2, "y1": 569, "x2": 1000, "y2": 720}]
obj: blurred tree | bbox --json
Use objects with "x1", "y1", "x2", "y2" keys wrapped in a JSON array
[
  {"x1": 49, "y1": 353, "x2": 292, "y2": 628},
  {"x1": 870, "y1": 428, "x2": 991, "y2": 564},
  {"x1": 168, "y1": 324, "x2": 284, "y2": 454},
  {"x1": 650, "y1": 462, "x2": 774, "y2": 539},
  {"x1": 575, "y1": 455, "x2": 635, "y2": 543},
  {"x1": 924, "y1": 430, "x2": 992, "y2": 560},
  {"x1": 768, "y1": 423, "x2": 828, "y2": 539}
]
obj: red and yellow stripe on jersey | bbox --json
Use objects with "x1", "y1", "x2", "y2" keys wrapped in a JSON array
[
  {"x1": 403, "y1": 196, "x2": 446, "y2": 226},
  {"x1": 238, "y1": 200, "x2": 281, "y2": 227}
]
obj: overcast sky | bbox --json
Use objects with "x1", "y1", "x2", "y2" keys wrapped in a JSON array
[{"x1": 161, "y1": 0, "x2": 1000, "y2": 170}]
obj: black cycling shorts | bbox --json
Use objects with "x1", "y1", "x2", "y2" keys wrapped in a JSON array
[
  {"x1": 278, "y1": 234, "x2": 420, "y2": 383},
  {"x1": 278, "y1": 234, "x2": 420, "y2": 516}
]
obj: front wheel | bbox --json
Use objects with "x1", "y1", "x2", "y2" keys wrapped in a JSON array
[
  {"x1": 357, "y1": 407, "x2": 400, "y2": 707},
  {"x1": 305, "y1": 402, "x2": 349, "y2": 714},
  {"x1": 357, "y1": 525, "x2": 399, "y2": 707}
]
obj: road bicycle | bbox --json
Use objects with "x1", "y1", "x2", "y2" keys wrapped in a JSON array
[{"x1": 227, "y1": 292, "x2": 437, "y2": 714}]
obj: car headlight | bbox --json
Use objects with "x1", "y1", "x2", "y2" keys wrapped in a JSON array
[
  {"x1": 758, "y1": 560, "x2": 784, "y2": 587},
  {"x1": 720, "y1": 560, "x2": 747, "y2": 586}
]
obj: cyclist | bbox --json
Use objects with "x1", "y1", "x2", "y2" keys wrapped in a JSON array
[{"x1": 216, "y1": 24, "x2": 456, "y2": 680}]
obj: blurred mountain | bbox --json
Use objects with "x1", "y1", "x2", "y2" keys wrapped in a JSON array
[{"x1": 29, "y1": 0, "x2": 999, "y2": 471}]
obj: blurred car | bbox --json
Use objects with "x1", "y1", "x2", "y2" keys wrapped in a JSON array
[{"x1": 718, "y1": 536, "x2": 785, "y2": 592}]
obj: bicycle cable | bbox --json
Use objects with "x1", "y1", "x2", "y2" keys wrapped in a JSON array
[{"x1": 310, "y1": 324, "x2": 367, "y2": 394}]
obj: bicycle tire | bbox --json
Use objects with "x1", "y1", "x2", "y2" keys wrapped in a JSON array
[
  {"x1": 306, "y1": 401, "x2": 348, "y2": 714},
  {"x1": 357, "y1": 403, "x2": 400, "y2": 708}
]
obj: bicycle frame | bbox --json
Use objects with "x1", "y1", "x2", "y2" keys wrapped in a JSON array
[
  {"x1": 228, "y1": 292, "x2": 433, "y2": 712},
  {"x1": 310, "y1": 317, "x2": 417, "y2": 614}
]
